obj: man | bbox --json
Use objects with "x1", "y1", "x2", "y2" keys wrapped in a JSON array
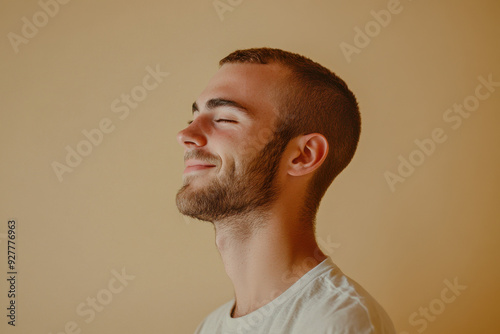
[{"x1": 176, "y1": 48, "x2": 395, "y2": 334}]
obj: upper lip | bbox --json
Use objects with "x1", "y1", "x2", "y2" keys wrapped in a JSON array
[{"x1": 185, "y1": 159, "x2": 217, "y2": 168}]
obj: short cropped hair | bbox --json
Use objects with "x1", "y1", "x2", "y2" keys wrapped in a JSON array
[{"x1": 220, "y1": 48, "x2": 361, "y2": 225}]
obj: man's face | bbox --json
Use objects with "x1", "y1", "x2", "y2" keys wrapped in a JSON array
[{"x1": 175, "y1": 63, "x2": 291, "y2": 223}]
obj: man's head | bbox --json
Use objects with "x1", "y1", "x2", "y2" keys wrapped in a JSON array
[{"x1": 176, "y1": 47, "x2": 360, "y2": 229}]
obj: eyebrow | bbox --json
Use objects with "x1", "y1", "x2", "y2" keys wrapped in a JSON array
[{"x1": 192, "y1": 98, "x2": 252, "y2": 117}]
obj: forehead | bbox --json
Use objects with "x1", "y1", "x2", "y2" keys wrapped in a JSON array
[{"x1": 196, "y1": 62, "x2": 289, "y2": 118}]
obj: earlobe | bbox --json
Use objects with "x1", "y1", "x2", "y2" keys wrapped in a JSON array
[{"x1": 288, "y1": 133, "x2": 329, "y2": 177}]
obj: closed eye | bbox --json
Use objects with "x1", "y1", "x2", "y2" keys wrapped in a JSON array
[
  {"x1": 215, "y1": 119, "x2": 237, "y2": 123},
  {"x1": 186, "y1": 119, "x2": 237, "y2": 125}
]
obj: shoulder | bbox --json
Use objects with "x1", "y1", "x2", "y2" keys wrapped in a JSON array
[
  {"x1": 194, "y1": 300, "x2": 233, "y2": 334},
  {"x1": 292, "y1": 262, "x2": 395, "y2": 334}
]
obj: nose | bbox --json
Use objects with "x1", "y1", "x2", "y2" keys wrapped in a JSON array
[{"x1": 176, "y1": 120, "x2": 207, "y2": 149}]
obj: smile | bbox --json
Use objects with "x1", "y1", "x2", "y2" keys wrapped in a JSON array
[{"x1": 183, "y1": 165, "x2": 216, "y2": 174}]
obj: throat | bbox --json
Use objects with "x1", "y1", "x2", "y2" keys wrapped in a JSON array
[{"x1": 215, "y1": 222, "x2": 325, "y2": 318}]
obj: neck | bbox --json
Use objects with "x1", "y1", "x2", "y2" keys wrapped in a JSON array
[{"x1": 213, "y1": 210, "x2": 326, "y2": 318}]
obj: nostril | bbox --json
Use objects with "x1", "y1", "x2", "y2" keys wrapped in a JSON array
[{"x1": 177, "y1": 126, "x2": 206, "y2": 148}]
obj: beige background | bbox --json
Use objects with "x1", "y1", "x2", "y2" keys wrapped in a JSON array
[{"x1": 1, "y1": 0, "x2": 499, "y2": 333}]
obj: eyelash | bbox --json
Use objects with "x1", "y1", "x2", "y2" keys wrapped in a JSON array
[
  {"x1": 187, "y1": 119, "x2": 236, "y2": 125},
  {"x1": 215, "y1": 119, "x2": 237, "y2": 123}
]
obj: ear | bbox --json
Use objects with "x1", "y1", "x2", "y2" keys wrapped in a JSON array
[{"x1": 287, "y1": 133, "x2": 329, "y2": 177}]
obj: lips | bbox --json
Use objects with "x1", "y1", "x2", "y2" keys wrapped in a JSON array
[{"x1": 184, "y1": 159, "x2": 217, "y2": 174}]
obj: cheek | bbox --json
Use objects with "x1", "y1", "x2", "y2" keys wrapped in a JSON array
[
  {"x1": 217, "y1": 147, "x2": 246, "y2": 176},
  {"x1": 213, "y1": 130, "x2": 250, "y2": 162},
  {"x1": 234, "y1": 128, "x2": 273, "y2": 160},
  {"x1": 213, "y1": 123, "x2": 273, "y2": 172}
]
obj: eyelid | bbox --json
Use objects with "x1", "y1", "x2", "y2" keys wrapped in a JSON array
[
  {"x1": 186, "y1": 119, "x2": 237, "y2": 125},
  {"x1": 215, "y1": 119, "x2": 237, "y2": 123}
]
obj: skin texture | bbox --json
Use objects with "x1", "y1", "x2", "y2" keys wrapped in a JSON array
[{"x1": 176, "y1": 62, "x2": 329, "y2": 317}]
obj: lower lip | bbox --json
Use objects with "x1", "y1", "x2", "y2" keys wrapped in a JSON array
[{"x1": 183, "y1": 165, "x2": 216, "y2": 174}]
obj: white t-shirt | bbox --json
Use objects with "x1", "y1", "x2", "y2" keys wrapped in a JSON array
[{"x1": 194, "y1": 257, "x2": 395, "y2": 334}]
